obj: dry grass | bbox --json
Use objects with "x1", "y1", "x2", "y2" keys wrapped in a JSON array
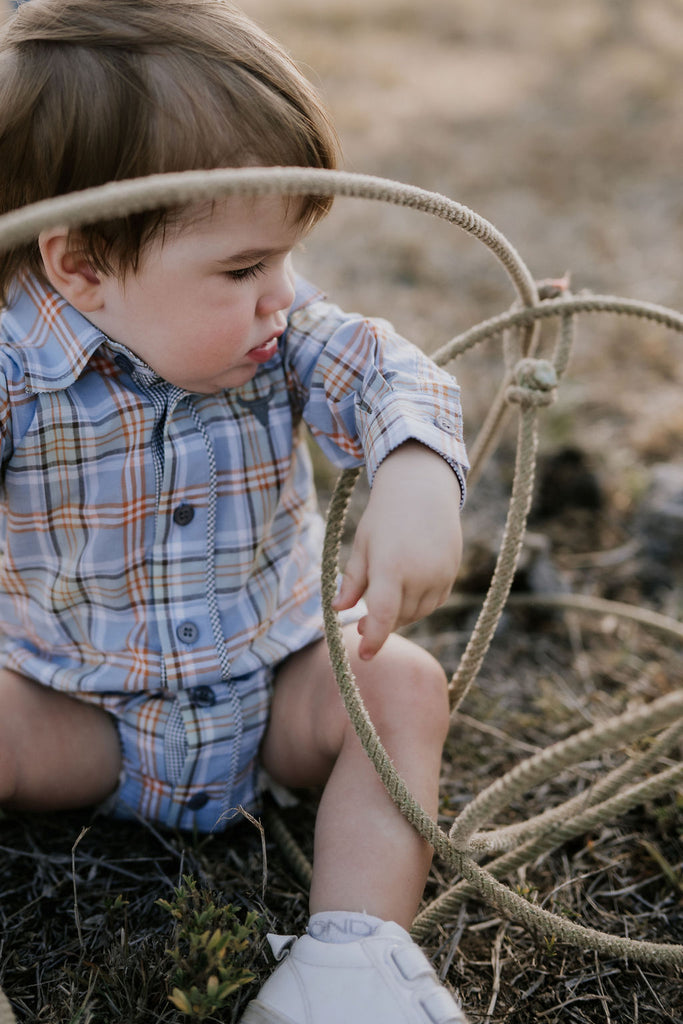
[
  {"x1": 2, "y1": 0, "x2": 683, "y2": 1021},
  {"x1": 1, "y1": 602, "x2": 681, "y2": 1023}
]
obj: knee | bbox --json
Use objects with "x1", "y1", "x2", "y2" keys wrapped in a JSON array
[
  {"x1": 0, "y1": 751, "x2": 19, "y2": 805},
  {"x1": 359, "y1": 639, "x2": 450, "y2": 747},
  {"x1": 0, "y1": 687, "x2": 21, "y2": 804},
  {"x1": 397, "y1": 644, "x2": 450, "y2": 741}
]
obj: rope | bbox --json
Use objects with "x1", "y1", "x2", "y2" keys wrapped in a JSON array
[
  {"x1": 0, "y1": 988, "x2": 15, "y2": 1024},
  {"x1": 447, "y1": 590, "x2": 683, "y2": 643},
  {"x1": 262, "y1": 803, "x2": 313, "y2": 890},
  {"x1": 322, "y1": 468, "x2": 683, "y2": 967},
  {"x1": 1, "y1": 168, "x2": 682, "y2": 981},
  {"x1": 0, "y1": 166, "x2": 539, "y2": 320},
  {"x1": 431, "y1": 294, "x2": 683, "y2": 366},
  {"x1": 447, "y1": 690, "x2": 683, "y2": 853},
  {"x1": 412, "y1": 744, "x2": 683, "y2": 942}
]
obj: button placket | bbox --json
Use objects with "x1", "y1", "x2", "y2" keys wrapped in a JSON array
[{"x1": 142, "y1": 389, "x2": 217, "y2": 685}]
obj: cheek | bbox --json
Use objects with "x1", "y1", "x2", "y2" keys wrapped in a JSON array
[
  {"x1": 205, "y1": 299, "x2": 253, "y2": 342},
  {"x1": 196, "y1": 319, "x2": 248, "y2": 368}
]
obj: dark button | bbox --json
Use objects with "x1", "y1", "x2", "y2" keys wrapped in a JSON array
[
  {"x1": 176, "y1": 620, "x2": 199, "y2": 644},
  {"x1": 186, "y1": 791, "x2": 210, "y2": 811},
  {"x1": 189, "y1": 685, "x2": 216, "y2": 708},
  {"x1": 173, "y1": 504, "x2": 195, "y2": 526}
]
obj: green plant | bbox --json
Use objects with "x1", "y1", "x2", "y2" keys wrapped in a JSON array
[{"x1": 157, "y1": 875, "x2": 262, "y2": 1020}]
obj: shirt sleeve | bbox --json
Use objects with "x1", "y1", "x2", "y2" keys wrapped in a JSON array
[
  {"x1": 283, "y1": 278, "x2": 469, "y2": 504},
  {"x1": 0, "y1": 379, "x2": 9, "y2": 471}
]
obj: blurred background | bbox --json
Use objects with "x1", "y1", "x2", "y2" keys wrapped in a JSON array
[
  {"x1": 1, "y1": 6, "x2": 681, "y2": 1022},
  {"x1": 244, "y1": 0, "x2": 683, "y2": 517}
]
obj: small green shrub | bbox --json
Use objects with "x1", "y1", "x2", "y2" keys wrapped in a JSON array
[{"x1": 157, "y1": 875, "x2": 262, "y2": 1020}]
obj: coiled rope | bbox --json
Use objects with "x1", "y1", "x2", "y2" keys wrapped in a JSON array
[{"x1": 1, "y1": 170, "x2": 681, "y2": 1022}]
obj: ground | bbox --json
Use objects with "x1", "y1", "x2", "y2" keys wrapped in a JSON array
[{"x1": 1, "y1": 1, "x2": 682, "y2": 1022}]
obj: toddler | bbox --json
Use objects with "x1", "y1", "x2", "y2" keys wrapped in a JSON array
[{"x1": 0, "y1": 2, "x2": 469, "y2": 1021}]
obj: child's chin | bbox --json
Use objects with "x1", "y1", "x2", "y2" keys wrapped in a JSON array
[{"x1": 215, "y1": 364, "x2": 259, "y2": 391}]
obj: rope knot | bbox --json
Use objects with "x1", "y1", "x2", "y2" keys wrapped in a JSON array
[{"x1": 506, "y1": 357, "x2": 558, "y2": 408}]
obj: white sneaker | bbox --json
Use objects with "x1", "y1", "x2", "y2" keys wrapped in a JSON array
[{"x1": 239, "y1": 921, "x2": 468, "y2": 1024}]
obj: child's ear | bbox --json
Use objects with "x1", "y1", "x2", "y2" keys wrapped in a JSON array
[{"x1": 38, "y1": 228, "x2": 105, "y2": 313}]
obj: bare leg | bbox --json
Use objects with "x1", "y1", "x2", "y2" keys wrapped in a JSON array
[
  {"x1": 0, "y1": 668, "x2": 122, "y2": 811},
  {"x1": 260, "y1": 628, "x2": 449, "y2": 929}
]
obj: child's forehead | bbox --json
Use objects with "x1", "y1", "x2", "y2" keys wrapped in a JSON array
[{"x1": 171, "y1": 194, "x2": 309, "y2": 240}]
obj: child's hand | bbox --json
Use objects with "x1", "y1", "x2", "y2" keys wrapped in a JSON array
[{"x1": 332, "y1": 441, "x2": 463, "y2": 660}]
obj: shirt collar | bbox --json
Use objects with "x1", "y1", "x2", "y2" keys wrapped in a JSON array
[
  {"x1": 0, "y1": 275, "x2": 160, "y2": 392},
  {"x1": 292, "y1": 274, "x2": 324, "y2": 312}
]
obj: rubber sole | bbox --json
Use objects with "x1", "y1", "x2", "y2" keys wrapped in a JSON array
[{"x1": 239, "y1": 999, "x2": 298, "y2": 1024}]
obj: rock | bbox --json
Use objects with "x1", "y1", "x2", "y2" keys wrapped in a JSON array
[
  {"x1": 634, "y1": 462, "x2": 683, "y2": 568},
  {"x1": 533, "y1": 446, "x2": 603, "y2": 520}
]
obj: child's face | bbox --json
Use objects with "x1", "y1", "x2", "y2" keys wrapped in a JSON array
[{"x1": 91, "y1": 196, "x2": 305, "y2": 393}]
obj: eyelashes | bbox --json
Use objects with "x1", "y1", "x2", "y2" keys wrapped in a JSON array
[{"x1": 226, "y1": 261, "x2": 268, "y2": 282}]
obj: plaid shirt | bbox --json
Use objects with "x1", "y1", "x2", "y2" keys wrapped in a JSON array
[{"x1": 0, "y1": 274, "x2": 467, "y2": 696}]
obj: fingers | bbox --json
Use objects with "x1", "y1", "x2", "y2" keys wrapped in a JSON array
[
  {"x1": 332, "y1": 541, "x2": 368, "y2": 612},
  {"x1": 356, "y1": 580, "x2": 402, "y2": 661},
  {"x1": 333, "y1": 535, "x2": 404, "y2": 660},
  {"x1": 334, "y1": 551, "x2": 458, "y2": 661},
  {"x1": 331, "y1": 516, "x2": 459, "y2": 660},
  {"x1": 359, "y1": 577, "x2": 455, "y2": 660}
]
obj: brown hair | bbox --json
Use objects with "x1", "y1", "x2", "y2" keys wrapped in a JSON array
[{"x1": 0, "y1": 0, "x2": 338, "y2": 302}]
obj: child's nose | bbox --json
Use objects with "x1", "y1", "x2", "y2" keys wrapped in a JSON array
[{"x1": 257, "y1": 263, "x2": 296, "y2": 316}]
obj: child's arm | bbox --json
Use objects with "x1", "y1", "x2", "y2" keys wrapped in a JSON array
[{"x1": 333, "y1": 440, "x2": 462, "y2": 660}]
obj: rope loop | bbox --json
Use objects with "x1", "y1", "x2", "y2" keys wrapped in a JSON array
[{"x1": 1, "y1": 166, "x2": 682, "y2": 975}]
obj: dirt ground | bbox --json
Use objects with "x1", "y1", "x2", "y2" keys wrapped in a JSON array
[{"x1": 1, "y1": 1, "x2": 682, "y2": 1022}]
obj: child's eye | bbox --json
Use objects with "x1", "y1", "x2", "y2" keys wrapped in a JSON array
[{"x1": 227, "y1": 261, "x2": 267, "y2": 283}]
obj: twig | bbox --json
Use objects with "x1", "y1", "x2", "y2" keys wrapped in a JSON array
[
  {"x1": 536, "y1": 993, "x2": 613, "y2": 1018},
  {"x1": 439, "y1": 904, "x2": 468, "y2": 981},
  {"x1": 237, "y1": 806, "x2": 268, "y2": 905},
  {"x1": 594, "y1": 950, "x2": 613, "y2": 1024},
  {"x1": 71, "y1": 826, "x2": 90, "y2": 952},
  {"x1": 484, "y1": 921, "x2": 508, "y2": 1024},
  {"x1": 454, "y1": 712, "x2": 541, "y2": 755}
]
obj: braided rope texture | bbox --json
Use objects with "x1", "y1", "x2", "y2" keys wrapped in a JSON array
[
  {"x1": 0, "y1": 986, "x2": 15, "y2": 1024},
  {"x1": 1, "y1": 168, "x2": 682, "y2": 975}
]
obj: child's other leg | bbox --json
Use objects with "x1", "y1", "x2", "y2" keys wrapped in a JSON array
[
  {"x1": 0, "y1": 669, "x2": 121, "y2": 811},
  {"x1": 246, "y1": 629, "x2": 466, "y2": 1023},
  {"x1": 262, "y1": 627, "x2": 448, "y2": 929}
]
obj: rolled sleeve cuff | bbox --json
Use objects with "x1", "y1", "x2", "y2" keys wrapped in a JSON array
[{"x1": 356, "y1": 374, "x2": 469, "y2": 504}]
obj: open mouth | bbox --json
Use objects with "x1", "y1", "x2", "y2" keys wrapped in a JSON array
[{"x1": 246, "y1": 336, "x2": 281, "y2": 364}]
